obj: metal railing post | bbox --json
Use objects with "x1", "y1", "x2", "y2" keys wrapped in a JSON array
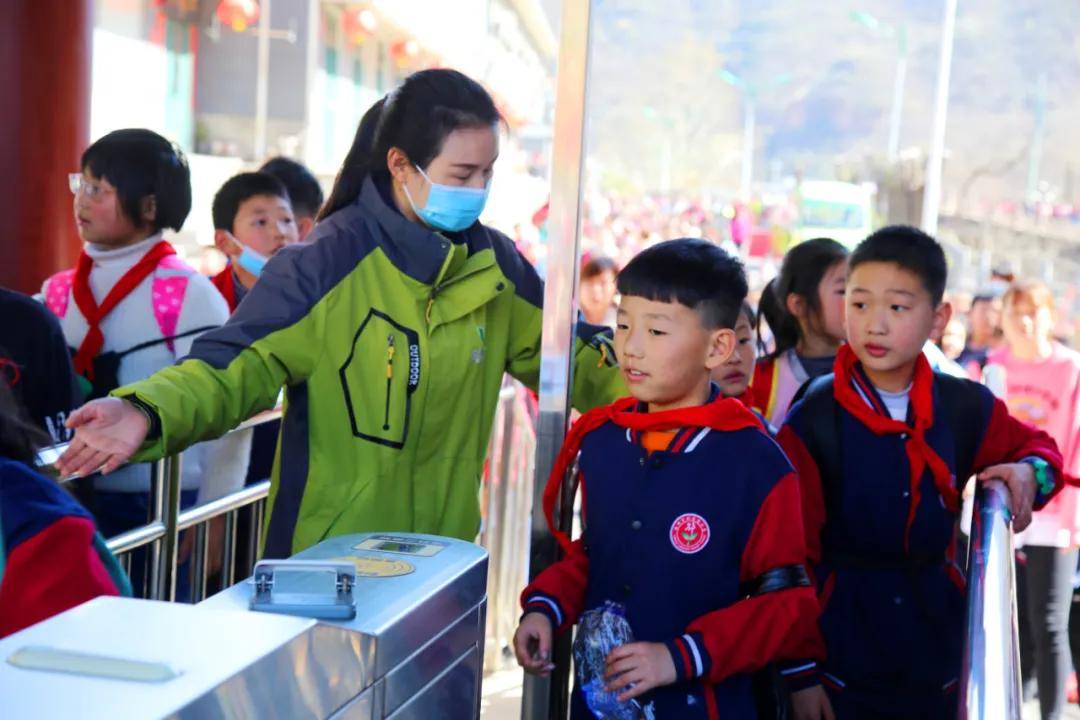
[
  {"x1": 959, "y1": 480, "x2": 1022, "y2": 719},
  {"x1": 190, "y1": 522, "x2": 209, "y2": 603},
  {"x1": 158, "y1": 455, "x2": 182, "y2": 602},
  {"x1": 524, "y1": 0, "x2": 593, "y2": 716},
  {"x1": 222, "y1": 510, "x2": 238, "y2": 589},
  {"x1": 147, "y1": 458, "x2": 166, "y2": 599}
]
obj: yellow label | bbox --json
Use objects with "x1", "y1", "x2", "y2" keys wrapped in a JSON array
[{"x1": 330, "y1": 555, "x2": 414, "y2": 578}]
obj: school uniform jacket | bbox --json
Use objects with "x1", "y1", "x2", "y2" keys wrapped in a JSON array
[
  {"x1": 776, "y1": 348, "x2": 1062, "y2": 714},
  {"x1": 0, "y1": 458, "x2": 130, "y2": 638},
  {"x1": 522, "y1": 392, "x2": 822, "y2": 719}
]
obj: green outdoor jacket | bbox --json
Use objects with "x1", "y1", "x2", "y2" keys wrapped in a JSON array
[{"x1": 115, "y1": 177, "x2": 623, "y2": 557}]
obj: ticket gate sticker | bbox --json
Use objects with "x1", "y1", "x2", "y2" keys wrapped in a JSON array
[
  {"x1": 7, "y1": 646, "x2": 180, "y2": 683},
  {"x1": 353, "y1": 535, "x2": 447, "y2": 557},
  {"x1": 332, "y1": 554, "x2": 415, "y2": 577}
]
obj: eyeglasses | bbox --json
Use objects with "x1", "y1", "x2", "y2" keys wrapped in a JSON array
[{"x1": 68, "y1": 173, "x2": 112, "y2": 201}]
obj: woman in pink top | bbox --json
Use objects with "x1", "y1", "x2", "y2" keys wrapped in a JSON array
[{"x1": 988, "y1": 281, "x2": 1080, "y2": 720}]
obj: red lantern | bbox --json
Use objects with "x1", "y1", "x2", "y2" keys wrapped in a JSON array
[
  {"x1": 342, "y1": 7, "x2": 377, "y2": 45},
  {"x1": 389, "y1": 39, "x2": 420, "y2": 68},
  {"x1": 216, "y1": 0, "x2": 260, "y2": 33}
]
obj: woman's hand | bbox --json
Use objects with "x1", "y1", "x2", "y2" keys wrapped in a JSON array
[
  {"x1": 56, "y1": 398, "x2": 149, "y2": 478},
  {"x1": 514, "y1": 612, "x2": 556, "y2": 676},
  {"x1": 603, "y1": 641, "x2": 677, "y2": 702},
  {"x1": 792, "y1": 684, "x2": 836, "y2": 720}
]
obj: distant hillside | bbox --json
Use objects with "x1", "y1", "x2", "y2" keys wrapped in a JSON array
[{"x1": 580, "y1": 0, "x2": 1080, "y2": 207}]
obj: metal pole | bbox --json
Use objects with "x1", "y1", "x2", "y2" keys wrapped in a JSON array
[
  {"x1": 191, "y1": 522, "x2": 209, "y2": 603},
  {"x1": 302, "y1": 0, "x2": 320, "y2": 165},
  {"x1": 253, "y1": 0, "x2": 272, "y2": 160},
  {"x1": 147, "y1": 458, "x2": 166, "y2": 599},
  {"x1": 523, "y1": 0, "x2": 593, "y2": 717},
  {"x1": 158, "y1": 455, "x2": 182, "y2": 602},
  {"x1": 887, "y1": 28, "x2": 908, "y2": 163},
  {"x1": 958, "y1": 480, "x2": 1022, "y2": 719},
  {"x1": 921, "y1": 0, "x2": 958, "y2": 236},
  {"x1": 222, "y1": 510, "x2": 238, "y2": 589},
  {"x1": 740, "y1": 95, "x2": 756, "y2": 200},
  {"x1": 1025, "y1": 72, "x2": 1047, "y2": 203}
]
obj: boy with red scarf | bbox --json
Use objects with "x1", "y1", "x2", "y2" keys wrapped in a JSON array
[
  {"x1": 514, "y1": 240, "x2": 821, "y2": 719},
  {"x1": 780, "y1": 226, "x2": 1063, "y2": 720}
]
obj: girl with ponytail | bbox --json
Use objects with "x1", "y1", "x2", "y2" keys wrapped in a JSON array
[{"x1": 751, "y1": 238, "x2": 849, "y2": 426}]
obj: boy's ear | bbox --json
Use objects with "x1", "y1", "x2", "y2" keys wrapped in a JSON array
[
  {"x1": 931, "y1": 300, "x2": 953, "y2": 342},
  {"x1": 214, "y1": 229, "x2": 240, "y2": 259},
  {"x1": 705, "y1": 327, "x2": 736, "y2": 371},
  {"x1": 296, "y1": 216, "x2": 315, "y2": 241}
]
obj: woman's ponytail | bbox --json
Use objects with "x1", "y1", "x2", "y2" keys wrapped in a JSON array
[{"x1": 318, "y1": 96, "x2": 388, "y2": 221}]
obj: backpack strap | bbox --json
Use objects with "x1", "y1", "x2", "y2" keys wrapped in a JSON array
[
  {"x1": 44, "y1": 269, "x2": 76, "y2": 319},
  {"x1": 114, "y1": 325, "x2": 219, "y2": 360},
  {"x1": 934, "y1": 373, "x2": 986, "y2": 486},
  {"x1": 150, "y1": 256, "x2": 193, "y2": 354},
  {"x1": 796, "y1": 375, "x2": 843, "y2": 513}
]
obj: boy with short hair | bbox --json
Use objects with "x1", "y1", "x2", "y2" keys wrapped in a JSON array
[
  {"x1": 779, "y1": 226, "x2": 1063, "y2": 719},
  {"x1": 514, "y1": 239, "x2": 821, "y2": 718},
  {"x1": 259, "y1": 156, "x2": 324, "y2": 241},
  {"x1": 210, "y1": 172, "x2": 299, "y2": 312}
]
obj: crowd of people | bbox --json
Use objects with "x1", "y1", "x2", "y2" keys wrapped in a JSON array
[{"x1": 0, "y1": 66, "x2": 1079, "y2": 720}]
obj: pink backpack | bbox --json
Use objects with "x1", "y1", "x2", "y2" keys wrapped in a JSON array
[{"x1": 44, "y1": 255, "x2": 193, "y2": 355}]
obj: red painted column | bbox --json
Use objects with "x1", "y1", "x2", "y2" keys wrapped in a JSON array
[{"x1": 0, "y1": 0, "x2": 91, "y2": 295}]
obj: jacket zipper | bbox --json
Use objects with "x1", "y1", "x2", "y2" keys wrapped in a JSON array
[{"x1": 383, "y1": 334, "x2": 395, "y2": 430}]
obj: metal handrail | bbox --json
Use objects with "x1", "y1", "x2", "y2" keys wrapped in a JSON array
[
  {"x1": 959, "y1": 480, "x2": 1022, "y2": 719},
  {"x1": 35, "y1": 406, "x2": 283, "y2": 601},
  {"x1": 177, "y1": 481, "x2": 270, "y2": 531},
  {"x1": 106, "y1": 521, "x2": 166, "y2": 556}
]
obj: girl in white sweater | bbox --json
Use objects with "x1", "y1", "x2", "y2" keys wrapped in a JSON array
[{"x1": 42, "y1": 130, "x2": 249, "y2": 593}]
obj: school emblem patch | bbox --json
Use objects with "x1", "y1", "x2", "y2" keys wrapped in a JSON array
[{"x1": 670, "y1": 513, "x2": 710, "y2": 554}]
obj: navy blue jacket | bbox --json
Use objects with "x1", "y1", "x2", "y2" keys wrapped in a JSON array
[
  {"x1": 777, "y1": 366, "x2": 1062, "y2": 717},
  {"x1": 524, "y1": 397, "x2": 821, "y2": 719}
]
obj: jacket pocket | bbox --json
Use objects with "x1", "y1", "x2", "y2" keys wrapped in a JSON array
[{"x1": 339, "y1": 308, "x2": 421, "y2": 449}]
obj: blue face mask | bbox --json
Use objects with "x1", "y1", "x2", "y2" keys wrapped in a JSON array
[
  {"x1": 228, "y1": 235, "x2": 269, "y2": 277},
  {"x1": 404, "y1": 165, "x2": 490, "y2": 233}
]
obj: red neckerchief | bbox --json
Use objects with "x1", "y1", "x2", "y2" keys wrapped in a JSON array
[
  {"x1": 832, "y1": 344, "x2": 955, "y2": 552},
  {"x1": 71, "y1": 240, "x2": 176, "y2": 378},
  {"x1": 543, "y1": 394, "x2": 764, "y2": 554}
]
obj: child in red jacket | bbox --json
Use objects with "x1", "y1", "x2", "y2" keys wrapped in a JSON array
[{"x1": 0, "y1": 383, "x2": 129, "y2": 638}]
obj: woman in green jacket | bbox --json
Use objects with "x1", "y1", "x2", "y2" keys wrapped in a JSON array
[{"x1": 58, "y1": 69, "x2": 623, "y2": 558}]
